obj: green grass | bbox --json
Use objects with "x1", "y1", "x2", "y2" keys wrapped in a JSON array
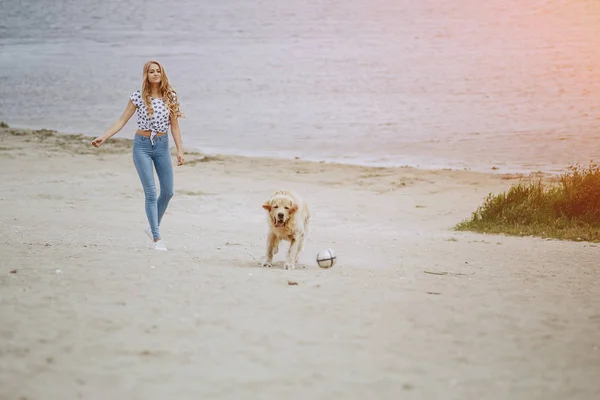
[{"x1": 455, "y1": 163, "x2": 600, "y2": 242}]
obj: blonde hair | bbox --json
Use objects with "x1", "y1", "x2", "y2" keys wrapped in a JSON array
[{"x1": 141, "y1": 60, "x2": 183, "y2": 119}]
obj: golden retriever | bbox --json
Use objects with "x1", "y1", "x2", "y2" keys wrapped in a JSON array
[{"x1": 261, "y1": 190, "x2": 310, "y2": 270}]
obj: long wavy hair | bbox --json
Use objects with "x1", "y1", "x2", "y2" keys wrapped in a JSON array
[{"x1": 140, "y1": 60, "x2": 183, "y2": 119}]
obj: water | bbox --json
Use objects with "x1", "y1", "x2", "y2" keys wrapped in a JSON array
[{"x1": 1, "y1": 0, "x2": 600, "y2": 173}]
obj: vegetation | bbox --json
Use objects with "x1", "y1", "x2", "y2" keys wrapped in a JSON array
[
  {"x1": 0, "y1": 121, "x2": 9, "y2": 128},
  {"x1": 456, "y1": 164, "x2": 600, "y2": 242}
]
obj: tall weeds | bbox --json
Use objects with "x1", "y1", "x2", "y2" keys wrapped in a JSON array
[{"x1": 456, "y1": 164, "x2": 600, "y2": 241}]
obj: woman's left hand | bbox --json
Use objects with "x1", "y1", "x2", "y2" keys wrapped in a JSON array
[{"x1": 177, "y1": 151, "x2": 185, "y2": 166}]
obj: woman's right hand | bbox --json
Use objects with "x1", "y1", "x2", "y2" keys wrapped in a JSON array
[{"x1": 91, "y1": 136, "x2": 106, "y2": 148}]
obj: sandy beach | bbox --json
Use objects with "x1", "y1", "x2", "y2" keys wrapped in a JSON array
[{"x1": 0, "y1": 126, "x2": 599, "y2": 400}]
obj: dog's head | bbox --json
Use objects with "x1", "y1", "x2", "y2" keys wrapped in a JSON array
[{"x1": 262, "y1": 194, "x2": 298, "y2": 228}]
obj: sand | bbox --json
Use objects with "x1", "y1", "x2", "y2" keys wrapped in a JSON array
[{"x1": 0, "y1": 127, "x2": 599, "y2": 400}]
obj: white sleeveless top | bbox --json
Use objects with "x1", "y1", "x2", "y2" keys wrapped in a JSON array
[{"x1": 129, "y1": 90, "x2": 176, "y2": 143}]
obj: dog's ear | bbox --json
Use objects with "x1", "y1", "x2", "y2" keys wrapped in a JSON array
[
  {"x1": 289, "y1": 204, "x2": 299, "y2": 214},
  {"x1": 262, "y1": 202, "x2": 272, "y2": 211}
]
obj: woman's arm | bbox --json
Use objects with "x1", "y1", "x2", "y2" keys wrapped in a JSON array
[
  {"x1": 91, "y1": 100, "x2": 136, "y2": 148},
  {"x1": 170, "y1": 115, "x2": 184, "y2": 166}
]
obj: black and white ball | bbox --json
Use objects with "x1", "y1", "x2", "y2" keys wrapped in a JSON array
[{"x1": 316, "y1": 248, "x2": 337, "y2": 269}]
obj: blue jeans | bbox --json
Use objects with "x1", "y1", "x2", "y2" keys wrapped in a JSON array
[{"x1": 132, "y1": 134, "x2": 174, "y2": 240}]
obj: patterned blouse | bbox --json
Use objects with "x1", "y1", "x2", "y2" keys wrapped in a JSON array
[{"x1": 129, "y1": 90, "x2": 176, "y2": 143}]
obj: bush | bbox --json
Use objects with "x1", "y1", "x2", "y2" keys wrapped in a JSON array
[{"x1": 456, "y1": 163, "x2": 600, "y2": 242}]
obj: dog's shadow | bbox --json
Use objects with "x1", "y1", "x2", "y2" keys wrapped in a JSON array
[{"x1": 247, "y1": 260, "x2": 308, "y2": 270}]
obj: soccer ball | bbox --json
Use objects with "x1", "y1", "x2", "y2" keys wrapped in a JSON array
[{"x1": 316, "y1": 248, "x2": 337, "y2": 269}]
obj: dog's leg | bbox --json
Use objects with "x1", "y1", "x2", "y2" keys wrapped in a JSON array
[
  {"x1": 284, "y1": 238, "x2": 300, "y2": 270},
  {"x1": 300, "y1": 213, "x2": 309, "y2": 267},
  {"x1": 262, "y1": 233, "x2": 277, "y2": 267},
  {"x1": 294, "y1": 232, "x2": 306, "y2": 268}
]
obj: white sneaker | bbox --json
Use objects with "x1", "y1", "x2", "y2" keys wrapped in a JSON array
[
  {"x1": 145, "y1": 226, "x2": 153, "y2": 240},
  {"x1": 152, "y1": 240, "x2": 168, "y2": 251}
]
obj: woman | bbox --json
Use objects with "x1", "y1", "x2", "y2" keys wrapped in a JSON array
[{"x1": 92, "y1": 60, "x2": 185, "y2": 251}]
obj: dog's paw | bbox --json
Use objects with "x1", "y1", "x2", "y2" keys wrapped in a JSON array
[
  {"x1": 283, "y1": 262, "x2": 296, "y2": 270},
  {"x1": 262, "y1": 261, "x2": 272, "y2": 268}
]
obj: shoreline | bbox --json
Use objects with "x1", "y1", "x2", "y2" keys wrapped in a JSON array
[{"x1": 0, "y1": 123, "x2": 556, "y2": 181}]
